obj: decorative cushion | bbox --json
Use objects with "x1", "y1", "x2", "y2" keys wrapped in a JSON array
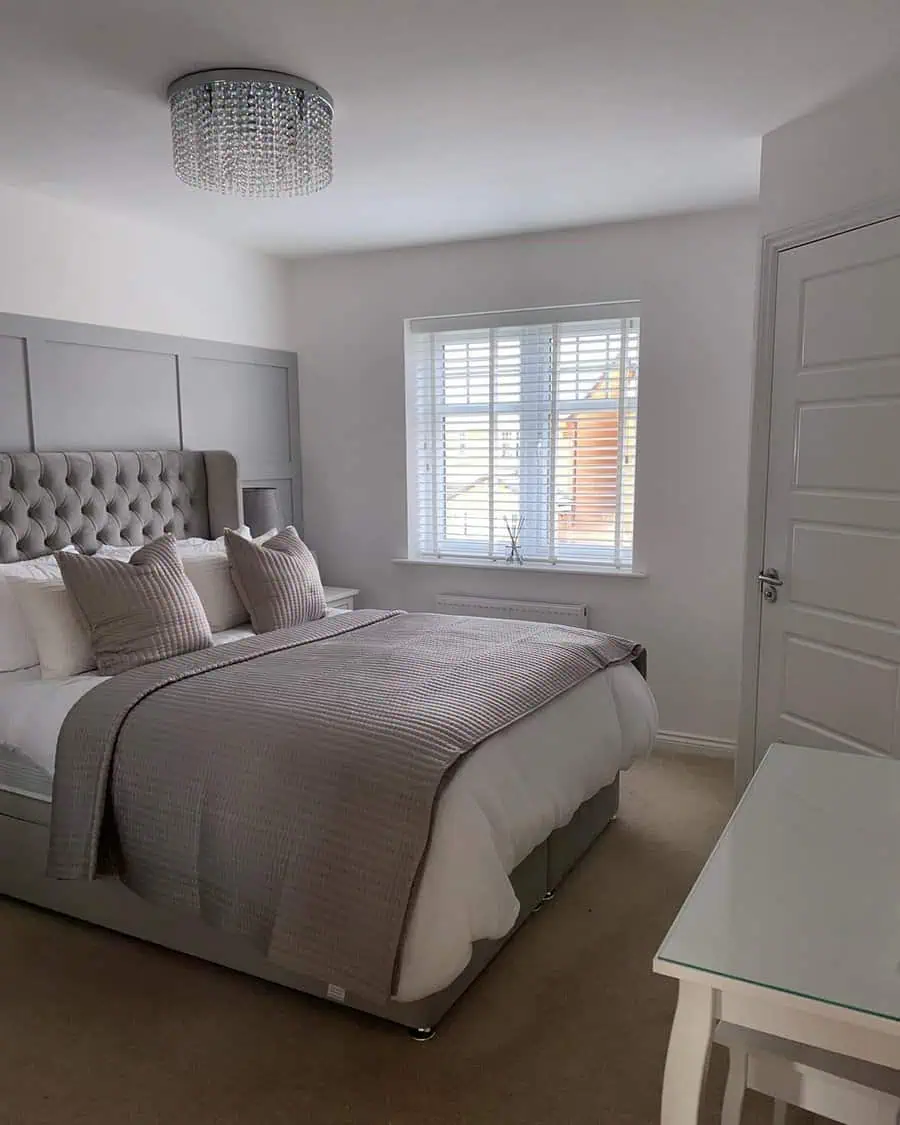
[
  {"x1": 57, "y1": 535, "x2": 212, "y2": 675},
  {"x1": 0, "y1": 549, "x2": 78, "y2": 673},
  {"x1": 224, "y1": 526, "x2": 326, "y2": 633},
  {"x1": 9, "y1": 577, "x2": 96, "y2": 679}
]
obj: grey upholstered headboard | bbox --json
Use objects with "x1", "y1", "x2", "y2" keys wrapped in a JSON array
[{"x1": 0, "y1": 450, "x2": 240, "y2": 563}]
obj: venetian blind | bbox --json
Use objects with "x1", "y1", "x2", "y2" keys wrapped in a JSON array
[{"x1": 406, "y1": 304, "x2": 640, "y2": 569}]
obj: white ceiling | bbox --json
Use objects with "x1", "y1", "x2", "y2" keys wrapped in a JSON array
[{"x1": 2, "y1": 0, "x2": 899, "y2": 257}]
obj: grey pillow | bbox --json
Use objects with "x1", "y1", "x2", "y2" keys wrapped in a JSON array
[
  {"x1": 225, "y1": 525, "x2": 326, "y2": 633},
  {"x1": 57, "y1": 534, "x2": 212, "y2": 675}
]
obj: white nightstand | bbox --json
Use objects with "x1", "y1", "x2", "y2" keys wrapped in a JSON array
[{"x1": 323, "y1": 586, "x2": 359, "y2": 612}]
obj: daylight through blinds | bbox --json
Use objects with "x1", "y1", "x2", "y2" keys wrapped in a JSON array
[{"x1": 408, "y1": 307, "x2": 640, "y2": 569}]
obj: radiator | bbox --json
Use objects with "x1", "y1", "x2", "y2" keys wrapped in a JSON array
[{"x1": 435, "y1": 595, "x2": 589, "y2": 629}]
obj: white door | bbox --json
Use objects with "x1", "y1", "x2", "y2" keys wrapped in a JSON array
[{"x1": 756, "y1": 215, "x2": 900, "y2": 769}]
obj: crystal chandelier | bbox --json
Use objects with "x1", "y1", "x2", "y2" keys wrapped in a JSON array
[{"x1": 167, "y1": 69, "x2": 334, "y2": 198}]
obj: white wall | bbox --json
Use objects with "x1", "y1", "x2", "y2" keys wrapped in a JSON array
[
  {"x1": 761, "y1": 65, "x2": 900, "y2": 233},
  {"x1": 291, "y1": 206, "x2": 759, "y2": 744},
  {"x1": 0, "y1": 184, "x2": 291, "y2": 349}
]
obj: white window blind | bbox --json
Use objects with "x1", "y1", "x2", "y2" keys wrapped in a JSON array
[{"x1": 406, "y1": 304, "x2": 640, "y2": 570}]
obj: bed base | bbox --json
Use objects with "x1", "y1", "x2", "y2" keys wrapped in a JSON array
[{"x1": 0, "y1": 774, "x2": 619, "y2": 1032}]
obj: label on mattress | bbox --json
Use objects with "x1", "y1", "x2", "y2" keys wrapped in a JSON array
[{"x1": 326, "y1": 983, "x2": 346, "y2": 1003}]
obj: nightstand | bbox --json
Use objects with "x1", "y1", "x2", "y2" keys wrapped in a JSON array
[{"x1": 323, "y1": 586, "x2": 359, "y2": 612}]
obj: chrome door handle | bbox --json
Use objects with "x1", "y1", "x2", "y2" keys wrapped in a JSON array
[{"x1": 757, "y1": 567, "x2": 783, "y2": 602}]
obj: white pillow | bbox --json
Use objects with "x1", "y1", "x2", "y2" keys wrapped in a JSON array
[
  {"x1": 92, "y1": 527, "x2": 259, "y2": 561},
  {"x1": 0, "y1": 549, "x2": 77, "y2": 673},
  {"x1": 93, "y1": 544, "x2": 138, "y2": 561},
  {"x1": 179, "y1": 528, "x2": 277, "y2": 631},
  {"x1": 181, "y1": 554, "x2": 249, "y2": 633},
  {"x1": 90, "y1": 533, "x2": 243, "y2": 561},
  {"x1": 176, "y1": 526, "x2": 265, "y2": 554},
  {"x1": 9, "y1": 576, "x2": 95, "y2": 679}
]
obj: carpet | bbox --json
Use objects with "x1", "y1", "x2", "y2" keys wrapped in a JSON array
[{"x1": 0, "y1": 753, "x2": 794, "y2": 1125}]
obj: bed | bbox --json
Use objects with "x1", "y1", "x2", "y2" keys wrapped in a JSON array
[{"x1": 0, "y1": 449, "x2": 657, "y2": 1035}]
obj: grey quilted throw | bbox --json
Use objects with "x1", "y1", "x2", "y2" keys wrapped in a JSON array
[{"x1": 49, "y1": 609, "x2": 643, "y2": 1002}]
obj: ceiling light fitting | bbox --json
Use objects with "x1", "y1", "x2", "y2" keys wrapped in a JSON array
[{"x1": 167, "y1": 68, "x2": 334, "y2": 198}]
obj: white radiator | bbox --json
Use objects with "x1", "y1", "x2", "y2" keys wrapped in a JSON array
[{"x1": 435, "y1": 595, "x2": 589, "y2": 629}]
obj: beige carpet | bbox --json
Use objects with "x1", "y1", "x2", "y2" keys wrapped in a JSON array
[{"x1": 0, "y1": 754, "x2": 794, "y2": 1125}]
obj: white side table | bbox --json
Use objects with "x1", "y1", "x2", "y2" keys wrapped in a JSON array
[
  {"x1": 654, "y1": 744, "x2": 900, "y2": 1125},
  {"x1": 323, "y1": 586, "x2": 359, "y2": 612}
]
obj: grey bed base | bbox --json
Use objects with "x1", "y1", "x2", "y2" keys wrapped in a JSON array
[{"x1": 0, "y1": 775, "x2": 619, "y2": 1032}]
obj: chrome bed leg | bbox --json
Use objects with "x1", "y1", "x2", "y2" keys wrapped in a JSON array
[
  {"x1": 409, "y1": 1026, "x2": 436, "y2": 1042},
  {"x1": 533, "y1": 888, "x2": 556, "y2": 913}
]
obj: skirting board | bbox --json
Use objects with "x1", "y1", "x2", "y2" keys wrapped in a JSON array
[{"x1": 655, "y1": 730, "x2": 736, "y2": 758}]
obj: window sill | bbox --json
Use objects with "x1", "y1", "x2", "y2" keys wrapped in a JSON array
[{"x1": 393, "y1": 557, "x2": 647, "y2": 579}]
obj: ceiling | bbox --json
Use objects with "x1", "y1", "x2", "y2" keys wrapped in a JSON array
[{"x1": 2, "y1": 0, "x2": 900, "y2": 257}]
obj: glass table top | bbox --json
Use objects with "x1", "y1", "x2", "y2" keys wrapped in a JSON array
[{"x1": 656, "y1": 743, "x2": 900, "y2": 1022}]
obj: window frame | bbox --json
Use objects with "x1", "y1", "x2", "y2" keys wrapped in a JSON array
[{"x1": 405, "y1": 302, "x2": 641, "y2": 573}]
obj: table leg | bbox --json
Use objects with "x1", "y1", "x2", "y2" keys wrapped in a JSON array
[
  {"x1": 660, "y1": 980, "x2": 715, "y2": 1125},
  {"x1": 721, "y1": 1047, "x2": 747, "y2": 1125}
]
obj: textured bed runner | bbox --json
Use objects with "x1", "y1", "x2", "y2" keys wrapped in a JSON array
[{"x1": 49, "y1": 610, "x2": 642, "y2": 1002}]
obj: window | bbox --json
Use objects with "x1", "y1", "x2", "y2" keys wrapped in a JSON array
[{"x1": 406, "y1": 303, "x2": 640, "y2": 570}]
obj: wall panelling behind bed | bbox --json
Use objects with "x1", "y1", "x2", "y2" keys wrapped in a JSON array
[{"x1": 0, "y1": 313, "x2": 301, "y2": 531}]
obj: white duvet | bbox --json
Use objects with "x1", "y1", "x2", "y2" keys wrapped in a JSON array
[{"x1": 0, "y1": 633, "x2": 657, "y2": 1002}]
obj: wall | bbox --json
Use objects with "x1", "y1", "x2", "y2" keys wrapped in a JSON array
[
  {"x1": 760, "y1": 64, "x2": 900, "y2": 234},
  {"x1": 0, "y1": 184, "x2": 291, "y2": 349},
  {"x1": 291, "y1": 206, "x2": 759, "y2": 744},
  {"x1": 0, "y1": 312, "x2": 300, "y2": 527}
]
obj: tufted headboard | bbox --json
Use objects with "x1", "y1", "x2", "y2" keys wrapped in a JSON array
[{"x1": 0, "y1": 450, "x2": 241, "y2": 563}]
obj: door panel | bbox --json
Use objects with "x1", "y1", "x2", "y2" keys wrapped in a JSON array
[
  {"x1": 800, "y1": 253, "x2": 900, "y2": 368},
  {"x1": 796, "y1": 401, "x2": 900, "y2": 490},
  {"x1": 783, "y1": 637, "x2": 898, "y2": 753},
  {"x1": 784, "y1": 604, "x2": 900, "y2": 665},
  {"x1": 791, "y1": 525, "x2": 900, "y2": 624},
  {"x1": 775, "y1": 714, "x2": 892, "y2": 758},
  {"x1": 756, "y1": 215, "x2": 900, "y2": 766}
]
